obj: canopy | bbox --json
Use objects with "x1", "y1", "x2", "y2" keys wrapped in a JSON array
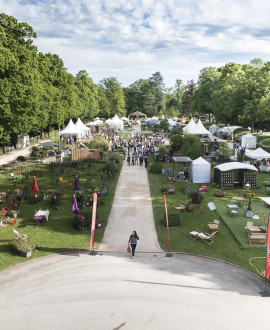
[
  {"x1": 209, "y1": 125, "x2": 219, "y2": 134},
  {"x1": 59, "y1": 119, "x2": 84, "y2": 138},
  {"x1": 183, "y1": 118, "x2": 197, "y2": 132},
  {"x1": 106, "y1": 115, "x2": 124, "y2": 130},
  {"x1": 241, "y1": 133, "x2": 256, "y2": 149},
  {"x1": 188, "y1": 119, "x2": 211, "y2": 135},
  {"x1": 75, "y1": 118, "x2": 91, "y2": 136},
  {"x1": 214, "y1": 162, "x2": 258, "y2": 172},
  {"x1": 191, "y1": 157, "x2": 211, "y2": 183},
  {"x1": 218, "y1": 126, "x2": 241, "y2": 140},
  {"x1": 245, "y1": 147, "x2": 270, "y2": 160},
  {"x1": 38, "y1": 141, "x2": 58, "y2": 147}
]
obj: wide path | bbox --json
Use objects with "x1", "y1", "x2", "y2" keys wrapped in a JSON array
[
  {"x1": 0, "y1": 252, "x2": 268, "y2": 329},
  {"x1": 99, "y1": 157, "x2": 161, "y2": 252}
]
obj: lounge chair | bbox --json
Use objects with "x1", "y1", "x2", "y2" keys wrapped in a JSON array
[
  {"x1": 189, "y1": 231, "x2": 200, "y2": 239},
  {"x1": 197, "y1": 231, "x2": 217, "y2": 245},
  {"x1": 248, "y1": 233, "x2": 267, "y2": 246},
  {"x1": 208, "y1": 219, "x2": 220, "y2": 232},
  {"x1": 13, "y1": 228, "x2": 27, "y2": 241},
  {"x1": 244, "y1": 221, "x2": 254, "y2": 234}
]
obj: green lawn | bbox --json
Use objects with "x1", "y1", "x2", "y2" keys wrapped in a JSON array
[
  {"x1": 148, "y1": 158, "x2": 269, "y2": 277},
  {"x1": 0, "y1": 154, "x2": 122, "y2": 271}
]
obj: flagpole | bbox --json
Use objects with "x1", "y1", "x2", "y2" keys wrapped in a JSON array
[{"x1": 260, "y1": 213, "x2": 270, "y2": 297}]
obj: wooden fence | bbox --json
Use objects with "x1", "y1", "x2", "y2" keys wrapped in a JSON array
[{"x1": 71, "y1": 148, "x2": 100, "y2": 161}]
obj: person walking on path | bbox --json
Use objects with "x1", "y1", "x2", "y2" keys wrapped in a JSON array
[
  {"x1": 128, "y1": 231, "x2": 139, "y2": 258},
  {"x1": 144, "y1": 155, "x2": 148, "y2": 169},
  {"x1": 127, "y1": 154, "x2": 131, "y2": 167}
]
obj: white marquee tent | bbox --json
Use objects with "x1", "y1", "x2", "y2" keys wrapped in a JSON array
[
  {"x1": 241, "y1": 133, "x2": 256, "y2": 149},
  {"x1": 183, "y1": 118, "x2": 197, "y2": 132},
  {"x1": 191, "y1": 157, "x2": 211, "y2": 183},
  {"x1": 245, "y1": 147, "x2": 270, "y2": 160},
  {"x1": 75, "y1": 118, "x2": 91, "y2": 136},
  {"x1": 59, "y1": 119, "x2": 84, "y2": 139},
  {"x1": 105, "y1": 114, "x2": 124, "y2": 130}
]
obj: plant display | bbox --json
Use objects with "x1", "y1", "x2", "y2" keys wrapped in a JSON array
[
  {"x1": 75, "y1": 190, "x2": 84, "y2": 203},
  {"x1": 188, "y1": 191, "x2": 204, "y2": 206},
  {"x1": 73, "y1": 213, "x2": 86, "y2": 231},
  {"x1": 14, "y1": 188, "x2": 27, "y2": 202},
  {"x1": 214, "y1": 191, "x2": 225, "y2": 197},
  {"x1": 0, "y1": 191, "x2": 6, "y2": 203},
  {"x1": 50, "y1": 191, "x2": 63, "y2": 210},
  {"x1": 9, "y1": 239, "x2": 33, "y2": 256},
  {"x1": 29, "y1": 191, "x2": 45, "y2": 204}
]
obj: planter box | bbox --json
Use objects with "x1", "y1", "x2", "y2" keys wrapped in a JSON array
[
  {"x1": 244, "y1": 208, "x2": 254, "y2": 218},
  {"x1": 193, "y1": 206, "x2": 201, "y2": 213},
  {"x1": 20, "y1": 251, "x2": 32, "y2": 258}
]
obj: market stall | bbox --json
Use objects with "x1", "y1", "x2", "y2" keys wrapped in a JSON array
[
  {"x1": 172, "y1": 156, "x2": 192, "y2": 182},
  {"x1": 214, "y1": 162, "x2": 258, "y2": 189},
  {"x1": 191, "y1": 157, "x2": 211, "y2": 183},
  {"x1": 241, "y1": 133, "x2": 256, "y2": 149}
]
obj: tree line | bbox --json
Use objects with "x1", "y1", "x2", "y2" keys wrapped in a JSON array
[{"x1": 1, "y1": 13, "x2": 270, "y2": 149}]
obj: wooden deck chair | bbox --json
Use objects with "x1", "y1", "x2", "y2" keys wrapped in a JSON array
[
  {"x1": 208, "y1": 219, "x2": 220, "y2": 232},
  {"x1": 244, "y1": 221, "x2": 254, "y2": 234},
  {"x1": 13, "y1": 228, "x2": 27, "y2": 241},
  {"x1": 197, "y1": 231, "x2": 217, "y2": 245},
  {"x1": 189, "y1": 231, "x2": 200, "y2": 240}
]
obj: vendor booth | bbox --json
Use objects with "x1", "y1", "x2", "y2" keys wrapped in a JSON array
[
  {"x1": 241, "y1": 133, "x2": 256, "y2": 149},
  {"x1": 214, "y1": 162, "x2": 258, "y2": 189},
  {"x1": 59, "y1": 119, "x2": 84, "y2": 139},
  {"x1": 75, "y1": 118, "x2": 91, "y2": 137},
  {"x1": 172, "y1": 156, "x2": 192, "y2": 182},
  {"x1": 209, "y1": 125, "x2": 219, "y2": 135},
  {"x1": 245, "y1": 147, "x2": 270, "y2": 160},
  {"x1": 191, "y1": 157, "x2": 211, "y2": 183}
]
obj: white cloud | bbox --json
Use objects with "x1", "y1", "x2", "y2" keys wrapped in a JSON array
[{"x1": 1, "y1": 0, "x2": 270, "y2": 87}]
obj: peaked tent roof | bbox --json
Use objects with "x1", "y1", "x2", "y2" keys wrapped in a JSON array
[
  {"x1": 59, "y1": 119, "x2": 84, "y2": 135},
  {"x1": 245, "y1": 147, "x2": 270, "y2": 159},
  {"x1": 183, "y1": 118, "x2": 197, "y2": 132},
  {"x1": 75, "y1": 118, "x2": 90, "y2": 133},
  {"x1": 192, "y1": 156, "x2": 211, "y2": 165},
  {"x1": 188, "y1": 119, "x2": 211, "y2": 135}
]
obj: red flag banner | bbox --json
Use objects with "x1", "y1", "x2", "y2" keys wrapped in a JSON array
[
  {"x1": 89, "y1": 193, "x2": 98, "y2": 251},
  {"x1": 164, "y1": 194, "x2": 170, "y2": 252},
  {"x1": 265, "y1": 213, "x2": 270, "y2": 278}
]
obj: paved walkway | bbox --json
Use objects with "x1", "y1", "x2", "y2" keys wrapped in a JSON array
[{"x1": 1, "y1": 129, "x2": 270, "y2": 329}]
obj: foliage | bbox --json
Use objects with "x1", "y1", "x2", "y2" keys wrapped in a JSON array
[
  {"x1": 29, "y1": 191, "x2": 44, "y2": 204},
  {"x1": 14, "y1": 188, "x2": 27, "y2": 202},
  {"x1": 75, "y1": 190, "x2": 84, "y2": 203},
  {"x1": 180, "y1": 134, "x2": 201, "y2": 159},
  {"x1": 17, "y1": 155, "x2": 27, "y2": 162},
  {"x1": 170, "y1": 134, "x2": 183, "y2": 152},
  {"x1": 149, "y1": 162, "x2": 164, "y2": 174},
  {"x1": 9, "y1": 239, "x2": 33, "y2": 254},
  {"x1": 88, "y1": 137, "x2": 109, "y2": 152},
  {"x1": 73, "y1": 213, "x2": 86, "y2": 231},
  {"x1": 50, "y1": 191, "x2": 63, "y2": 210},
  {"x1": 188, "y1": 191, "x2": 204, "y2": 206},
  {"x1": 30, "y1": 146, "x2": 47, "y2": 159},
  {"x1": 159, "y1": 145, "x2": 169, "y2": 161},
  {"x1": 102, "y1": 163, "x2": 119, "y2": 174},
  {"x1": 163, "y1": 212, "x2": 180, "y2": 227}
]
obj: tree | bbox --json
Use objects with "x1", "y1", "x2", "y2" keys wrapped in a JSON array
[
  {"x1": 99, "y1": 77, "x2": 126, "y2": 117},
  {"x1": 180, "y1": 134, "x2": 201, "y2": 159},
  {"x1": 147, "y1": 72, "x2": 165, "y2": 116},
  {"x1": 181, "y1": 80, "x2": 195, "y2": 117}
]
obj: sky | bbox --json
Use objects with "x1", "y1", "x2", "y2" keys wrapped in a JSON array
[{"x1": 1, "y1": 0, "x2": 270, "y2": 88}]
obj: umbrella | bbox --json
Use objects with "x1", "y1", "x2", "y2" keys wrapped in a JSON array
[
  {"x1": 74, "y1": 176, "x2": 80, "y2": 191},
  {"x1": 32, "y1": 176, "x2": 39, "y2": 192},
  {"x1": 38, "y1": 141, "x2": 58, "y2": 147},
  {"x1": 72, "y1": 194, "x2": 78, "y2": 213}
]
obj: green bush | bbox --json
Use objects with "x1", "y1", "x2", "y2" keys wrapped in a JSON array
[
  {"x1": 150, "y1": 163, "x2": 164, "y2": 174},
  {"x1": 159, "y1": 145, "x2": 169, "y2": 161},
  {"x1": 103, "y1": 163, "x2": 119, "y2": 173},
  {"x1": 163, "y1": 212, "x2": 180, "y2": 227},
  {"x1": 17, "y1": 155, "x2": 27, "y2": 162}
]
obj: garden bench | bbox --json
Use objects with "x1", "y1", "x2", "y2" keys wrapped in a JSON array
[{"x1": 248, "y1": 233, "x2": 267, "y2": 246}]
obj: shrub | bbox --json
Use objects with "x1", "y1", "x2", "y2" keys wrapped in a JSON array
[
  {"x1": 50, "y1": 191, "x2": 63, "y2": 210},
  {"x1": 159, "y1": 145, "x2": 169, "y2": 161},
  {"x1": 9, "y1": 239, "x2": 33, "y2": 254},
  {"x1": 103, "y1": 163, "x2": 119, "y2": 173},
  {"x1": 188, "y1": 191, "x2": 204, "y2": 206},
  {"x1": 29, "y1": 191, "x2": 45, "y2": 204},
  {"x1": 150, "y1": 163, "x2": 164, "y2": 174},
  {"x1": 17, "y1": 155, "x2": 27, "y2": 162},
  {"x1": 163, "y1": 212, "x2": 180, "y2": 227}
]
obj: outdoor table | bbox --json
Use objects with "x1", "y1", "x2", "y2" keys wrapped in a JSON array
[
  {"x1": 34, "y1": 210, "x2": 50, "y2": 221},
  {"x1": 227, "y1": 204, "x2": 239, "y2": 215},
  {"x1": 232, "y1": 196, "x2": 244, "y2": 207}
]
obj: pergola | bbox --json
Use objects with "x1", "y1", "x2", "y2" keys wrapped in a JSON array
[
  {"x1": 128, "y1": 111, "x2": 147, "y2": 120},
  {"x1": 172, "y1": 156, "x2": 192, "y2": 182}
]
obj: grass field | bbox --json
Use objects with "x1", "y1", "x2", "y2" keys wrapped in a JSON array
[
  {"x1": 0, "y1": 154, "x2": 122, "y2": 271},
  {"x1": 148, "y1": 157, "x2": 270, "y2": 277}
]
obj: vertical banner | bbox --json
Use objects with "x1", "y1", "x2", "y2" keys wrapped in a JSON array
[
  {"x1": 89, "y1": 192, "x2": 98, "y2": 251},
  {"x1": 265, "y1": 213, "x2": 270, "y2": 278},
  {"x1": 164, "y1": 194, "x2": 170, "y2": 253}
]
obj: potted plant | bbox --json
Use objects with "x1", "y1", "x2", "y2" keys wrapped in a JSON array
[
  {"x1": 9, "y1": 240, "x2": 33, "y2": 257},
  {"x1": 188, "y1": 191, "x2": 204, "y2": 213},
  {"x1": 244, "y1": 196, "x2": 254, "y2": 218}
]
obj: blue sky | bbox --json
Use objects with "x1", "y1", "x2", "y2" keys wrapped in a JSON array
[{"x1": 1, "y1": 0, "x2": 270, "y2": 87}]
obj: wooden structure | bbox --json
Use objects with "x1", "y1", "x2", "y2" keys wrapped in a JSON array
[
  {"x1": 214, "y1": 162, "x2": 258, "y2": 189},
  {"x1": 71, "y1": 148, "x2": 100, "y2": 161},
  {"x1": 128, "y1": 111, "x2": 147, "y2": 120},
  {"x1": 172, "y1": 156, "x2": 192, "y2": 182}
]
